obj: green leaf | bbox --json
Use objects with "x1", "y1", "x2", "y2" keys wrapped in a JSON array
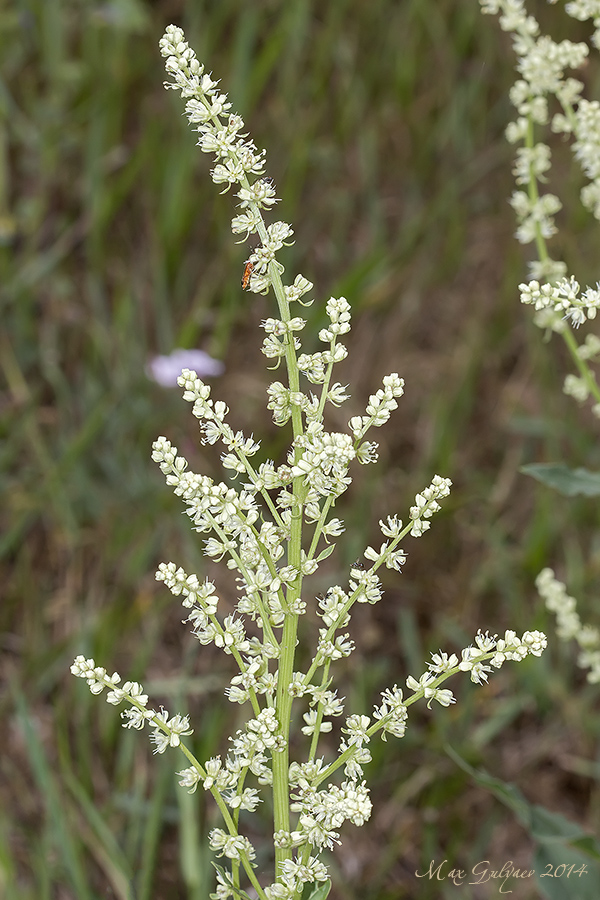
[
  {"x1": 446, "y1": 746, "x2": 600, "y2": 899},
  {"x1": 533, "y1": 844, "x2": 599, "y2": 900},
  {"x1": 300, "y1": 880, "x2": 332, "y2": 900},
  {"x1": 315, "y1": 544, "x2": 336, "y2": 563},
  {"x1": 520, "y1": 463, "x2": 600, "y2": 497}
]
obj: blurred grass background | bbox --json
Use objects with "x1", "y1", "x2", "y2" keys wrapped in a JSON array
[{"x1": 2, "y1": 0, "x2": 600, "y2": 898}]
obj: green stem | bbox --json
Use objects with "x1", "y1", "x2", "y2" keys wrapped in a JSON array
[
  {"x1": 99, "y1": 680, "x2": 269, "y2": 899},
  {"x1": 524, "y1": 115, "x2": 548, "y2": 265},
  {"x1": 308, "y1": 662, "x2": 332, "y2": 762},
  {"x1": 312, "y1": 660, "x2": 497, "y2": 789},
  {"x1": 561, "y1": 323, "x2": 600, "y2": 404},
  {"x1": 233, "y1": 444, "x2": 288, "y2": 530},
  {"x1": 306, "y1": 495, "x2": 334, "y2": 561},
  {"x1": 302, "y1": 512, "x2": 430, "y2": 688},
  {"x1": 206, "y1": 511, "x2": 281, "y2": 654},
  {"x1": 263, "y1": 239, "x2": 307, "y2": 877},
  {"x1": 315, "y1": 340, "x2": 338, "y2": 421}
]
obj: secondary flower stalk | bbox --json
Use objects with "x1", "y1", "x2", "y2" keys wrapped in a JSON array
[{"x1": 480, "y1": 0, "x2": 600, "y2": 412}]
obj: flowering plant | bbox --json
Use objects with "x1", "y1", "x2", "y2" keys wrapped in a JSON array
[
  {"x1": 480, "y1": 0, "x2": 600, "y2": 406},
  {"x1": 480, "y1": 0, "x2": 600, "y2": 682},
  {"x1": 71, "y1": 25, "x2": 547, "y2": 899}
]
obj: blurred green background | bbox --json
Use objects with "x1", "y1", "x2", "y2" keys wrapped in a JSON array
[{"x1": 2, "y1": 0, "x2": 600, "y2": 898}]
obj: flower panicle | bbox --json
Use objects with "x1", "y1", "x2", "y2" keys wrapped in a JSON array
[
  {"x1": 481, "y1": 0, "x2": 600, "y2": 416},
  {"x1": 69, "y1": 23, "x2": 550, "y2": 900}
]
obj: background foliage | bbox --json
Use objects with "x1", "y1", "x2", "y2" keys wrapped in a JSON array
[{"x1": 2, "y1": 0, "x2": 599, "y2": 897}]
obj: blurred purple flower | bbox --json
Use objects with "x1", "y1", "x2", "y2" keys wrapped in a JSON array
[{"x1": 147, "y1": 348, "x2": 225, "y2": 387}]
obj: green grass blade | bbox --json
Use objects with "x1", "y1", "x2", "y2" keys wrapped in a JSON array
[{"x1": 13, "y1": 687, "x2": 94, "y2": 900}]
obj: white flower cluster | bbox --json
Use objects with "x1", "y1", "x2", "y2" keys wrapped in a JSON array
[
  {"x1": 348, "y1": 373, "x2": 405, "y2": 441},
  {"x1": 70, "y1": 657, "x2": 192, "y2": 749},
  {"x1": 481, "y1": 0, "x2": 600, "y2": 412},
  {"x1": 209, "y1": 829, "x2": 256, "y2": 862},
  {"x1": 262, "y1": 857, "x2": 329, "y2": 900},
  {"x1": 177, "y1": 709, "x2": 284, "y2": 811},
  {"x1": 536, "y1": 568, "x2": 600, "y2": 682},
  {"x1": 373, "y1": 685, "x2": 408, "y2": 740},
  {"x1": 480, "y1": 0, "x2": 589, "y2": 264},
  {"x1": 367, "y1": 514, "x2": 408, "y2": 571},
  {"x1": 298, "y1": 296, "x2": 351, "y2": 386},
  {"x1": 520, "y1": 276, "x2": 600, "y2": 328},
  {"x1": 291, "y1": 428, "x2": 355, "y2": 496},
  {"x1": 151, "y1": 435, "x2": 288, "y2": 630},
  {"x1": 519, "y1": 279, "x2": 600, "y2": 408},
  {"x1": 160, "y1": 24, "x2": 310, "y2": 306},
  {"x1": 332, "y1": 628, "x2": 546, "y2": 769},
  {"x1": 289, "y1": 777, "x2": 372, "y2": 851},
  {"x1": 409, "y1": 474, "x2": 452, "y2": 537},
  {"x1": 160, "y1": 27, "x2": 262, "y2": 187},
  {"x1": 480, "y1": 0, "x2": 591, "y2": 276}
]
